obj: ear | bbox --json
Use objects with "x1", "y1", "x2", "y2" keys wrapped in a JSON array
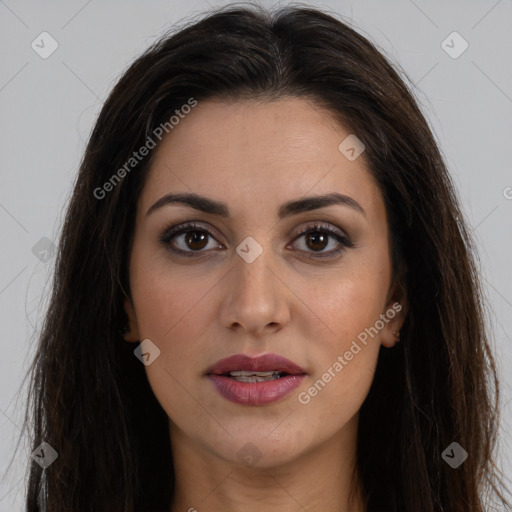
[
  {"x1": 123, "y1": 297, "x2": 140, "y2": 342},
  {"x1": 380, "y1": 279, "x2": 407, "y2": 348}
]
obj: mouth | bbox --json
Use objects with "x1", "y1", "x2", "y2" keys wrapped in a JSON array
[
  {"x1": 205, "y1": 352, "x2": 306, "y2": 378},
  {"x1": 205, "y1": 353, "x2": 307, "y2": 406},
  {"x1": 221, "y1": 370, "x2": 289, "y2": 383}
]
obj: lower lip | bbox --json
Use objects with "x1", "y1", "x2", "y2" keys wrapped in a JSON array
[{"x1": 207, "y1": 374, "x2": 306, "y2": 406}]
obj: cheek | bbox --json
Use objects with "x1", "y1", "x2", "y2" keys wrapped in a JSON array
[
  {"x1": 291, "y1": 260, "x2": 389, "y2": 413},
  {"x1": 129, "y1": 233, "x2": 221, "y2": 333},
  {"x1": 130, "y1": 269, "x2": 217, "y2": 423},
  {"x1": 132, "y1": 268, "x2": 215, "y2": 354},
  {"x1": 294, "y1": 259, "x2": 391, "y2": 349},
  {"x1": 295, "y1": 294, "x2": 382, "y2": 433}
]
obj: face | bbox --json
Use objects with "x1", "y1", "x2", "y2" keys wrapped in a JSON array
[{"x1": 124, "y1": 97, "x2": 405, "y2": 468}]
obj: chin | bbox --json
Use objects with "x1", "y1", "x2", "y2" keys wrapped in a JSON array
[{"x1": 201, "y1": 422, "x2": 311, "y2": 469}]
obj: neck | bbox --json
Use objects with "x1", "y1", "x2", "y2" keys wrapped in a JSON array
[{"x1": 169, "y1": 415, "x2": 365, "y2": 512}]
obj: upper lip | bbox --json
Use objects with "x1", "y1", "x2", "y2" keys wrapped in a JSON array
[{"x1": 205, "y1": 353, "x2": 306, "y2": 376}]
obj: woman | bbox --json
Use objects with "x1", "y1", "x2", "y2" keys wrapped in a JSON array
[{"x1": 21, "y1": 3, "x2": 511, "y2": 511}]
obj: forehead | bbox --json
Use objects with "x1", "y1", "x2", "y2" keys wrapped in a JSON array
[{"x1": 139, "y1": 97, "x2": 384, "y2": 222}]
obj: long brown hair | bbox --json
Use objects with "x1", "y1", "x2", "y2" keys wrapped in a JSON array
[{"x1": 19, "y1": 3, "x2": 511, "y2": 511}]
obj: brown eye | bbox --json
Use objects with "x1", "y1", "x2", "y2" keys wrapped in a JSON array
[
  {"x1": 304, "y1": 232, "x2": 329, "y2": 252},
  {"x1": 160, "y1": 222, "x2": 223, "y2": 257},
  {"x1": 184, "y1": 231, "x2": 209, "y2": 251},
  {"x1": 160, "y1": 221, "x2": 353, "y2": 260},
  {"x1": 291, "y1": 223, "x2": 353, "y2": 259}
]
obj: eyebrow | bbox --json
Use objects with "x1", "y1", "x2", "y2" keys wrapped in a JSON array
[{"x1": 146, "y1": 192, "x2": 366, "y2": 219}]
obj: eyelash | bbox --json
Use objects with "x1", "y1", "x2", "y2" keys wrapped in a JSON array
[{"x1": 158, "y1": 221, "x2": 354, "y2": 260}]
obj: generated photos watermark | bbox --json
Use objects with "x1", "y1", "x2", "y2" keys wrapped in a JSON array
[
  {"x1": 93, "y1": 97, "x2": 198, "y2": 200},
  {"x1": 297, "y1": 301, "x2": 403, "y2": 404}
]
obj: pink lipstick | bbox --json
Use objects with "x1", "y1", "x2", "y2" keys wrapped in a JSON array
[{"x1": 205, "y1": 353, "x2": 306, "y2": 406}]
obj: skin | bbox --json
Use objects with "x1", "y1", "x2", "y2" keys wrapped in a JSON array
[{"x1": 123, "y1": 97, "x2": 406, "y2": 512}]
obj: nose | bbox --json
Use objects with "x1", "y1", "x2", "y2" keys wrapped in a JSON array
[{"x1": 218, "y1": 244, "x2": 291, "y2": 337}]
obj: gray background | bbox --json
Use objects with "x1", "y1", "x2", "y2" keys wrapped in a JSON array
[{"x1": 1, "y1": 0, "x2": 511, "y2": 508}]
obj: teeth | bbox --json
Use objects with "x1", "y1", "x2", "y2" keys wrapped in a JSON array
[
  {"x1": 227, "y1": 370, "x2": 284, "y2": 382},
  {"x1": 229, "y1": 370, "x2": 279, "y2": 377}
]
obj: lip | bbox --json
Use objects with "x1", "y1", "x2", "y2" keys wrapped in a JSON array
[
  {"x1": 205, "y1": 353, "x2": 306, "y2": 376},
  {"x1": 205, "y1": 353, "x2": 307, "y2": 406}
]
